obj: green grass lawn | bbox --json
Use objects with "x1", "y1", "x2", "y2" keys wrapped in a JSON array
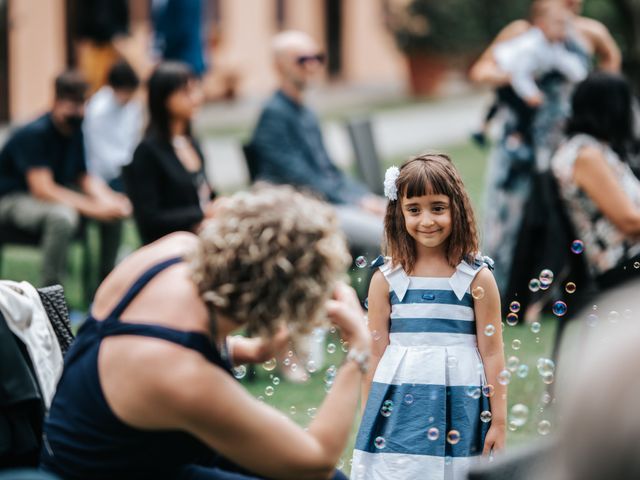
[{"x1": 0, "y1": 138, "x2": 560, "y2": 475}]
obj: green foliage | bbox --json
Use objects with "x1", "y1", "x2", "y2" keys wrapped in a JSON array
[{"x1": 387, "y1": 0, "x2": 530, "y2": 55}]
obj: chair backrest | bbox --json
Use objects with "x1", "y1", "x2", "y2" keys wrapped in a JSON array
[
  {"x1": 37, "y1": 285, "x2": 74, "y2": 355},
  {"x1": 345, "y1": 117, "x2": 384, "y2": 196},
  {"x1": 242, "y1": 143, "x2": 260, "y2": 183}
]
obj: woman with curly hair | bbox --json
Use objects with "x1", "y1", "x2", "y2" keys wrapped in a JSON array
[{"x1": 40, "y1": 185, "x2": 370, "y2": 480}]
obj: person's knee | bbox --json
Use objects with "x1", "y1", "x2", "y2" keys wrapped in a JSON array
[{"x1": 45, "y1": 204, "x2": 79, "y2": 236}]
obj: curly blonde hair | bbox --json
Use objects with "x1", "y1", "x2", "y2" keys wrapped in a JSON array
[{"x1": 188, "y1": 184, "x2": 350, "y2": 340}]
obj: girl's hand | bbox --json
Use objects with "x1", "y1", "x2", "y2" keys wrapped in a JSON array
[{"x1": 482, "y1": 423, "x2": 506, "y2": 456}]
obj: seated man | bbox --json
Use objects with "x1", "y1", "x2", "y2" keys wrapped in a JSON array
[
  {"x1": 83, "y1": 60, "x2": 144, "y2": 192},
  {"x1": 0, "y1": 71, "x2": 131, "y2": 287},
  {"x1": 249, "y1": 30, "x2": 385, "y2": 258}
]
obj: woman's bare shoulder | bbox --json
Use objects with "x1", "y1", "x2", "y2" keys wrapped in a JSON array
[{"x1": 92, "y1": 232, "x2": 201, "y2": 319}]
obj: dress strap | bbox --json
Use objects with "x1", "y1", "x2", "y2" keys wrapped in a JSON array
[
  {"x1": 449, "y1": 254, "x2": 494, "y2": 301},
  {"x1": 371, "y1": 255, "x2": 410, "y2": 302},
  {"x1": 104, "y1": 256, "x2": 183, "y2": 320}
]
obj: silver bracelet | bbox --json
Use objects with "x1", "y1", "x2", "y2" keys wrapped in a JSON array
[{"x1": 345, "y1": 347, "x2": 370, "y2": 374}]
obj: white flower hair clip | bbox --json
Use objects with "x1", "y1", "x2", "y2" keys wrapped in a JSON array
[{"x1": 384, "y1": 166, "x2": 400, "y2": 201}]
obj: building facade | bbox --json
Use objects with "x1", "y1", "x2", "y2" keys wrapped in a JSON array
[{"x1": 0, "y1": 0, "x2": 407, "y2": 124}]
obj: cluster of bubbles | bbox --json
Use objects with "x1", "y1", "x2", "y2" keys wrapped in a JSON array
[
  {"x1": 324, "y1": 365, "x2": 337, "y2": 392},
  {"x1": 537, "y1": 358, "x2": 555, "y2": 385},
  {"x1": 529, "y1": 268, "x2": 554, "y2": 292}
]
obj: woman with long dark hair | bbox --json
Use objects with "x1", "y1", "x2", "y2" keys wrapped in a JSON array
[
  {"x1": 124, "y1": 62, "x2": 219, "y2": 245},
  {"x1": 552, "y1": 72, "x2": 640, "y2": 287}
]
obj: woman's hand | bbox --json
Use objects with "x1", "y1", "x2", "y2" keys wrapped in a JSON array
[
  {"x1": 482, "y1": 423, "x2": 506, "y2": 456},
  {"x1": 228, "y1": 325, "x2": 290, "y2": 366},
  {"x1": 325, "y1": 282, "x2": 370, "y2": 350}
]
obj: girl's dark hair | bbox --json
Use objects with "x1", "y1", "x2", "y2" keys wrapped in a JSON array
[
  {"x1": 566, "y1": 72, "x2": 634, "y2": 156},
  {"x1": 146, "y1": 61, "x2": 195, "y2": 143},
  {"x1": 384, "y1": 154, "x2": 479, "y2": 272}
]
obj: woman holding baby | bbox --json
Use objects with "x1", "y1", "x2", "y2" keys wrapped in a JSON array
[{"x1": 469, "y1": 0, "x2": 620, "y2": 318}]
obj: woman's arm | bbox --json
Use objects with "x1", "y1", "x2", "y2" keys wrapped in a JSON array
[
  {"x1": 576, "y1": 17, "x2": 621, "y2": 73},
  {"x1": 473, "y1": 268, "x2": 506, "y2": 455},
  {"x1": 573, "y1": 146, "x2": 640, "y2": 236},
  {"x1": 360, "y1": 270, "x2": 391, "y2": 411},
  {"x1": 468, "y1": 20, "x2": 530, "y2": 86},
  {"x1": 144, "y1": 284, "x2": 371, "y2": 480}
]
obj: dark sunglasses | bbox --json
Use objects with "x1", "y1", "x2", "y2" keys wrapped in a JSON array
[{"x1": 296, "y1": 53, "x2": 326, "y2": 66}]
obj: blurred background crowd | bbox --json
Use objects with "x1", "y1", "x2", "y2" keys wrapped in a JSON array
[{"x1": 2, "y1": 0, "x2": 640, "y2": 478}]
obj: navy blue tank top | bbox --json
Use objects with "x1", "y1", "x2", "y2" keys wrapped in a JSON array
[{"x1": 39, "y1": 257, "x2": 255, "y2": 480}]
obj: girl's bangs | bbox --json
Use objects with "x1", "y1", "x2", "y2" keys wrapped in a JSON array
[{"x1": 401, "y1": 161, "x2": 452, "y2": 199}]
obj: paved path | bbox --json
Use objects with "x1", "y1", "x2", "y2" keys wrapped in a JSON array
[{"x1": 199, "y1": 90, "x2": 491, "y2": 192}]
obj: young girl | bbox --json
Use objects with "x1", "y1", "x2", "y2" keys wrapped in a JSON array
[{"x1": 351, "y1": 154, "x2": 506, "y2": 480}]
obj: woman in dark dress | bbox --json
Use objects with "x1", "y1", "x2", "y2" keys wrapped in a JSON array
[
  {"x1": 41, "y1": 185, "x2": 367, "y2": 479},
  {"x1": 124, "y1": 62, "x2": 220, "y2": 245}
]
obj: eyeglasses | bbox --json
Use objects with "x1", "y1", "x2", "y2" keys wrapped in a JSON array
[{"x1": 296, "y1": 53, "x2": 326, "y2": 66}]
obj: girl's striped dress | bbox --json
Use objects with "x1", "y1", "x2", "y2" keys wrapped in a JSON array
[{"x1": 351, "y1": 255, "x2": 492, "y2": 480}]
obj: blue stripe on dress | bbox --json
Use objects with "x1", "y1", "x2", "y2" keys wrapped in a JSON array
[
  {"x1": 390, "y1": 289, "x2": 473, "y2": 307},
  {"x1": 355, "y1": 382, "x2": 490, "y2": 457},
  {"x1": 389, "y1": 318, "x2": 476, "y2": 335}
]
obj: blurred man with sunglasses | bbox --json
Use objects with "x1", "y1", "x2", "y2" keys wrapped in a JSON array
[{"x1": 249, "y1": 30, "x2": 385, "y2": 258}]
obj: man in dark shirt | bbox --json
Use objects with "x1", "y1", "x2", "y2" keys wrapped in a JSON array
[
  {"x1": 0, "y1": 71, "x2": 131, "y2": 286},
  {"x1": 249, "y1": 30, "x2": 385, "y2": 258}
]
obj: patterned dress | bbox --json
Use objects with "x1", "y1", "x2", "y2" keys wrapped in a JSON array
[
  {"x1": 351, "y1": 256, "x2": 492, "y2": 480},
  {"x1": 551, "y1": 134, "x2": 640, "y2": 276}
]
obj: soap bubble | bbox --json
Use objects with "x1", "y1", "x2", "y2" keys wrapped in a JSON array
[
  {"x1": 472, "y1": 286, "x2": 485, "y2": 300},
  {"x1": 355, "y1": 256, "x2": 367, "y2": 268},
  {"x1": 307, "y1": 407, "x2": 317, "y2": 418},
  {"x1": 565, "y1": 282, "x2": 576, "y2": 294},
  {"x1": 497, "y1": 369, "x2": 512, "y2": 385},
  {"x1": 467, "y1": 386, "x2": 481, "y2": 399},
  {"x1": 262, "y1": 358, "x2": 277, "y2": 371},
  {"x1": 570, "y1": 240, "x2": 584, "y2": 254},
  {"x1": 427, "y1": 427, "x2": 439, "y2": 441},
  {"x1": 507, "y1": 356, "x2": 520, "y2": 372},
  {"x1": 232, "y1": 365, "x2": 247, "y2": 379},
  {"x1": 509, "y1": 301, "x2": 521, "y2": 313},
  {"x1": 537, "y1": 420, "x2": 551, "y2": 435},
  {"x1": 482, "y1": 384, "x2": 495, "y2": 397},
  {"x1": 446, "y1": 430, "x2": 461, "y2": 445},
  {"x1": 265, "y1": 386, "x2": 274, "y2": 396},
  {"x1": 404, "y1": 394, "x2": 414, "y2": 405},
  {"x1": 512, "y1": 339, "x2": 521, "y2": 350},
  {"x1": 484, "y1": 324, "x2": 496, "y2": 337},
  {"x1": 552, "y1": 301, "x2": 567, "y2": 317},
  {"x1": 539, "y1": 269, "x2": 554, "y2": 286},
  {"x1": 530, "y1": 322, "x2": 541, "y2": 333},
  {"x1": 517, "y1": 364, "x2": 529, "y2": 378},
  {"x1": 374, "y1": 436, "x2": 386, "y2": 449},
  {"x1": 506, "y1": 313, "x2": 519, "y2": 326},
  {"x1": 272, "y1": 377, "x2": 280, "y2": 386},
  {"x1": 510, "y1": 404, "x2": 529, "y2": 427},
  {"x1": 380, "y1": 400, "x2": 394, "y2": 417},
  {"x1": 537, "y1": 358, "x2": 555, "y2": 376},
  {"x1": 529, "y1": 278, "x2": 541, "y2": 292},
  {"x1": 289, "y1": 405, "x2": 297, "y2": 415},
  {"x1": 327, "y1": 343, "x2": 336, "y2": 354},
  {"x1": 607, "y1": 311, "x2": 621, "y2": 323},
  {"x1": 306, "y1": 360, "x2": 318, "y2": 373},
  {"x1": 480, "y1": 411, "x2": 492, "y2": 423}
]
